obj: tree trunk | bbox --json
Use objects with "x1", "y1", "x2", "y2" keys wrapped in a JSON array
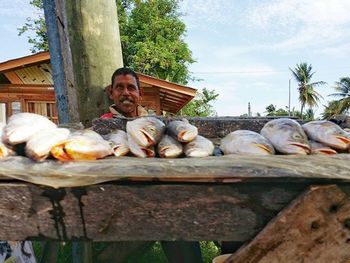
[
  {"x1": 300, "y1": 103, "x2": 305, "y2": 119},
  {"x1": 64, "y1": 0, "x2": 124, "y2": 127}
]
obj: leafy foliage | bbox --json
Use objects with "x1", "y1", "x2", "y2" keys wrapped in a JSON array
[
  {"x1": 264, "y1": 104, "x2": 315, "y2": 120},
  {"x1": 18, "y1": 0, "x2": 194, "y2": 84},
  {"x1": 120, "y1": 0, "x2": 195, "y2": 84},
  {"x1": 325, "y1": 77, "x2": 350, "y2": 117},
  {"x1": 18, "y1": 0, "x2": 48, "y2": 53},
  {"x1": 289, "y1": 63, "x2": 326, "y2": 118},
  {"x1": 179, "y1": 88, "x2": 219, "y2": 117}
]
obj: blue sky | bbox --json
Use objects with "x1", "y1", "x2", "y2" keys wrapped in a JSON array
[{"x1": 1, "y1": 0, "x2": 350, "y2": 117}]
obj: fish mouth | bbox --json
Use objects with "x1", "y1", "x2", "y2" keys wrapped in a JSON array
[
  {"x1": 290, "y1": 143, "x2": 311, "y2": 154},
  {"x1": 0, "y1": 145, "x2": 6, "y2": 158},
  {"x1": 142, "y1": 147, "x2": 155, "y2": 157},
  {"x1": 139, "y1": 129, "x2": 155, "y2": 146},
  {"x1": 178, "y1": 130, "x2": 197, "y2": 142},
  {"x1": 315, "y1": 148, "x2": 337, "y2": 155},
  {"x1": 51, "y1": 144, "x2": 73, "y2": 161},
  {"x1": 254, "y1": 143, "x2": 274, "y2": 154},
  {"x1": 112, "y1": 145, "x2": 129, "y2": 157},
  {"x1": 159, "y1": 146, "x2": 181, "y2": 158},
  {"x1": 335, "y1": 135, "x2": 350, "y2": 148}
]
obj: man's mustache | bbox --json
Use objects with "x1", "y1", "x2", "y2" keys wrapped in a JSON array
[{"x1": 119, "y1": 97, "x2": 134, "y2": 103}]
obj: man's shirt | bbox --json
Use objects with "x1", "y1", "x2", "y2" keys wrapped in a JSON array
[{"x1": 100, "y1": 104, "x2": 149, "y2": 118}]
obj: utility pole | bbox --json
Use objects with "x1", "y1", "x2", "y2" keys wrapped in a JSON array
[{"x1": 288, "y1": 79, "x2": 291, "y2": 116}]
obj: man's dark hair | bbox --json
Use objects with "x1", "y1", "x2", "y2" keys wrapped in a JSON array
[{"x1": 111, "y1": 67, "x2": 140, "y2": 89}]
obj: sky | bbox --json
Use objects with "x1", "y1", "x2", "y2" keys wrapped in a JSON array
[{"x1": 1, "y1": 0, "x2": 350, "y2": 117}]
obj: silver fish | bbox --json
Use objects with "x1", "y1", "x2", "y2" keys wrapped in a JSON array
[
  {"x1": 167, "y1": 119, "x2": 198, "y2": 142},
  {"x1": 0, "y1": 123, "x2": 15, "y2": 158},
  {"x1": 261, "y1": 118, "x2": 310, "y2": 155},
  {"x1": 309, "y1": 140, "x2": 337, "y2": 155},
  {"x1": 184, "y1": 135, "x2": 214, "y2": 157},
  {"x1": 104, "y1": 130, "x2": 129, "y2": 157},
  {"x1": 220, "y1": 130, "x2": 275, "y2": 155},
  {"x1": 3, "y1": 113, "x2": 57, "y2": 145},
  {"x1": 51, "y1": 130, "x2": 112, "y2": 161},
  {"x1": 127, "y1": 133, "x2": 155, "y2": 158},
  {"x1": 157, "y1": 134, "x2": 183, "y2": 158},
  {"x1": 126, "y1": 117, "x2": 165, "y2": 147},
  {"x1": 25, "y1": 128, "x2": 70, "y2": 161},
  {"x1": 303, "y1": 120, "x2": 350, "y2": 150}
]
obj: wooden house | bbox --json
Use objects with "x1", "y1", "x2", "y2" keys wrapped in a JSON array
[{"x1": 0, "y1": 52, "x2": 196, "y2": 123}]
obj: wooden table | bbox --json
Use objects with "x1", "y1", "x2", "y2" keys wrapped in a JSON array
[{"x1": 0, "y1": 154, "x2": 349, "y2": 242}]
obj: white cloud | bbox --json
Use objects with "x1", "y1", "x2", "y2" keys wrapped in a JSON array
[
  {"x1": 246, "y1": 0, "x2": 350, "y2": 53},
  {"x1": 0, "y1": 0, "x2": 42, "y2": 18}
]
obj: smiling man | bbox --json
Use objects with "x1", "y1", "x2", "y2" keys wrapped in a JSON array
[{"x1": 101, "y1": 67, "x2": 148, "y2": 118}]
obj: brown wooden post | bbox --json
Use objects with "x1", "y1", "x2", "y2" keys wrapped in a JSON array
[{"x1": 43, "y1": 0, "x2": 123, "y2": 127}]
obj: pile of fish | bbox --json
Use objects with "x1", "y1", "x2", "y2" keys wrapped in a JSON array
[
  {"x1": 0, "y1": 113, "x2": 214, "y2": 161},
  {"x1": 220, "y1": 118, "x2": 350, "y2": 155},
  {"x1": 1, "y1": 113, "x2": 350, "y2": 162}
]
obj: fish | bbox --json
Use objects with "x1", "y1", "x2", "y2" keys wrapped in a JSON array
[
  {"x1": 309, "y1": 140, "x2": 337, "y2": 155},
  {"x1": 127, "y1": 133, "x2": 155, "y2": 158},
  {"x1": 184, "y1": 135, "x2": 214, "y2": 157},
  {"x1": 3, "y1": 113, "x2": 57, "y2": 145},
  {"x1": 0, "y1": 123, "x2": 15, "y2": 158},
  {"x1": 103, "y1": 130, "x2": 130, "y2": 157},
  {"x1": 167, "y1": 119, "x2": 198, "y2": 142},
  {"x1": 126, "y1": 117, "x2": 165, "y2": 147},
  {"x1": 220, "y1": 130, "x2": 275, "y2": 155},
  {"x1": 25, "y1": 128, "x2": 70, "y2": 161},
  {"x1": 51, "y1": 130, "x2": 112, "y2": 161},
  {"x1": 260, "y1": 118, "x2": 310, "y2": 155},
  {"x1": 157, "y1": 134, "x2": 183, "y2": 158},
  {"x1": 303, "y1": 120, "x2": 350, "y2": 150}
]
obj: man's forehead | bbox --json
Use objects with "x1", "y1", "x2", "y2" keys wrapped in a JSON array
[{"x1": 114, "y1": 74, "x2": 137, "y2": 84}]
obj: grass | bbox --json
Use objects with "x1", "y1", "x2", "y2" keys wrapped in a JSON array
[{"x1": 33, "y1": 241, "x2": 221, "y2": 262}]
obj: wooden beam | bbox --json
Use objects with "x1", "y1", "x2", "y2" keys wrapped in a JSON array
[
  {"x1": 4, "y1": 72, "x2": 23, "y2": 84},
  {"x1": 43, "y1": 0, "x2": 80, "y2": 124},
  {"x1": 226, "y1": 185, "x2": 350, "y2": 263},
  {"x1": 138, "y1": 74, "x2": 196, "y2": 97},
  {"x1": 0, "y1": 52, "x2": 50, "y2": 73},
  {"x1": 0, "y1": 85, "x2": 55, "y2": 94},
  {"x1": 0, "y1": 181, "x2": 348, "y2": 241}
]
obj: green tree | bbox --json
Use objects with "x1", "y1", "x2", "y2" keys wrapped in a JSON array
[
  {"x1": 322, "y1": 100, "x2": 343, "y2": 120},
  {"x1": 265, "y1": 104, "x2": 276, "y2": 115},
  {"x1": 179, "y1": 88, "x2": 219, "y2": 117},
  {"x1": 18, "y1": 0, "x2": 48, "y2": 52},
  {"x1": 327, "y1": 77, "x2": 350, "y2": 116},
  {"x1": 289, "y1": 63, "x2": 326, "y2": 118},
  {"x1": 18, "y1": 0, "x2": 194, "y2": 84}
]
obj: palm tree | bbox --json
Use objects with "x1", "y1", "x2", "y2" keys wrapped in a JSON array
[
  {"x1": 322, "y1": 100, "x2": 341, "y2": 120},
  {"x1": 328, "y1": 77, "x2": 350, "y2": 115},
  {"x1": 289, "y1": 63, "x2": 326, "y2": 118}
]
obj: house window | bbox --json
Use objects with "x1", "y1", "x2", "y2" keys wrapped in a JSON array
[
  {"x1": 0, "y1": 103, "x2": 6, "y2": 123},
  {"x1": 27, "y1": 101, "x2": 58, "y2": 124},
  {"x1": 11, "y1": 102, "x2": 21, "y2": 115}
]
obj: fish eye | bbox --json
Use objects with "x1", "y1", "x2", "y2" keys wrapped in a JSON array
[
  {"x1": 148, "y1": 125, "x2": 155, "y2": 131},
  {"x1": 292, "y1": 133, "x2": 302, "y2": 139}
]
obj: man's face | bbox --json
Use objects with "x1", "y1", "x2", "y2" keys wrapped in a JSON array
[{"x1": 109, "y1": 74, "x2": 142, "y2": 117}]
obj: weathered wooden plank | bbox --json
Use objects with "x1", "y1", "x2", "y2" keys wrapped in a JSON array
[
  {"x1": 3, "y1": 182, "x2": 348, "y2": 241},
  {"x1": 42, "y1": 0, "x2": 80, "y2": 124},
  {"x1": 92, "y1": 116, "x2": 302, "y2": 138},
  {"x1": 0, "y1": 155, "x2": 350, "y2": 188},
  {"x1": 226, "y1": 185, "x2": 350, "y2": 263}
]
